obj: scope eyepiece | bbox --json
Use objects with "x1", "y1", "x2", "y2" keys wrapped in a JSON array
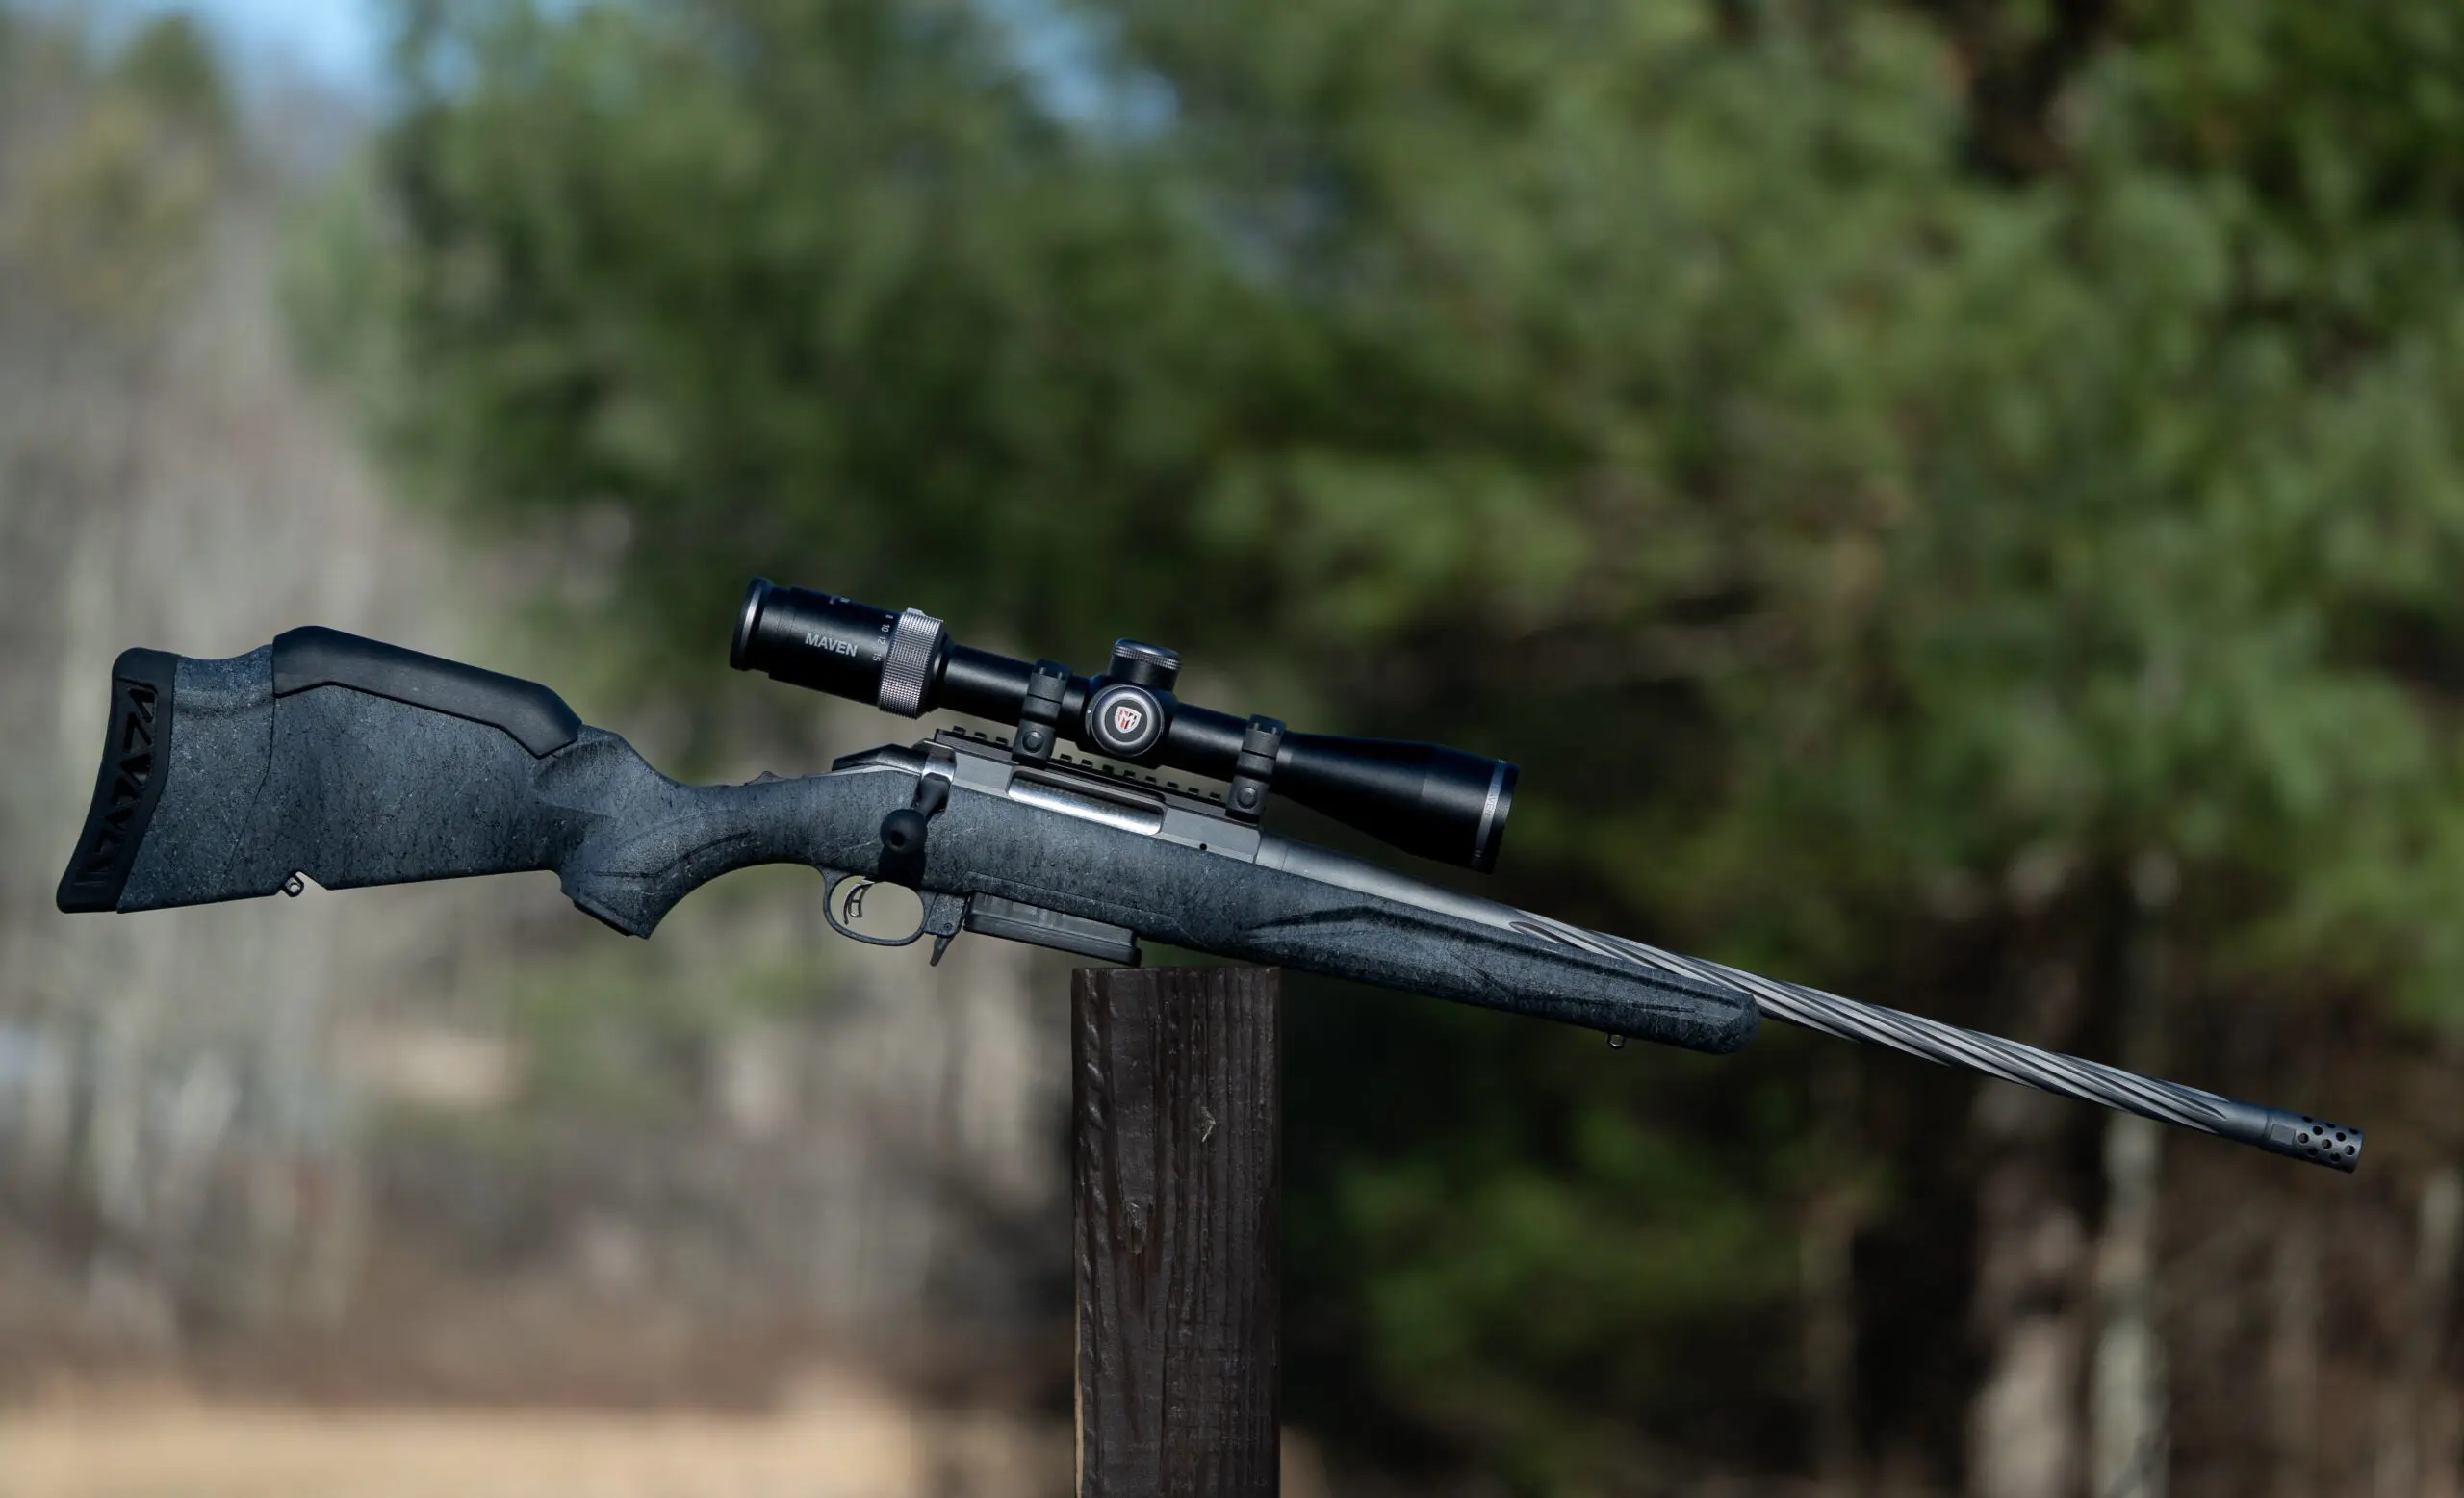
[
  {"x1": 733, "y1": 578, "x2": 949, "y2": 718},
  {"x1": 731, "y1": 577, "x2": 1519, "y2": 871}
]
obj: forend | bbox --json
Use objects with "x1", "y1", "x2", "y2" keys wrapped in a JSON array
[{"x1": 731, "y1": 577, "x2": 1518, "y2": 872}]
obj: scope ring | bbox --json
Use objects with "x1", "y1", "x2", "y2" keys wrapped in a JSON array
[
  {"x1": 1224, "y1": 714, "x2": 1283, "y2": 823},
  {"x1": 822, "y1": 871, "x2": 931, "y2": 947},
  {"x1": 1012, "y1": 659, "x2": 1070, "y2": 765}
]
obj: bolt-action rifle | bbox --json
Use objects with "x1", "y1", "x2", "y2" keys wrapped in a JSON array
[{"x1": 58, "y1": 579, "x2": 2363, "y2": 1173}]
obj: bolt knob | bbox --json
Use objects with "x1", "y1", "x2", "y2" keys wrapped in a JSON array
[{"x1": 879, "y1": 808, "x2": 929, "y2": 854}]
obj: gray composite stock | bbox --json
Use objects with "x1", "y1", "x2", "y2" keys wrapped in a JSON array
[{"x1": 55, "y1": 631, "x2": 2365, "y2": 1173}]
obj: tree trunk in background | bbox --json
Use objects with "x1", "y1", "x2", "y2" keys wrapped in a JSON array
[
  {"x1": 3, "y1": 206, "x2": 424, "y2": 1334},
  {"x1": 1806, "y1": 1051, "x2": 1864, "y2": 1498},
  {"x1": 2, "y1": 64, "x2": 1077, "y2": 1353},
  {"x1": 2422, "y1": 1165, "x2": 2464, "y2": 1498},
  {"x1": 1806, "y1": 1194, "x2": 1861, "y2": 1496},
  {"x1": 2267, "y1": 1217, "x2": 2320, "y2": 1498},
  {"x1": 2092, "y1": 1114, "x2": 2165, "y2": 1498},
  {"x1": 2093, "y1": 860, "x2": 2173, "y2": 1498},
  {"x1": 1967, "y1": 963, "x2": 2088, "y2": 1498},
  {"x1": 2376, "y1": 1168, "x2": 2461, "y2": 1498},
  {"x1": 794, "y1": 906, "x2": 1052, "y2": 1325},
  {"x1": 1968, "y1": 1170, "x2": 2086, "y2": 1498}
]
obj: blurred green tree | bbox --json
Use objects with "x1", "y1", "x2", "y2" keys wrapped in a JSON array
[
  {"x1": 319, "y1": 0, "x2": 2464, "y2": 1489},
  {"x1": 0, "y1": 12, "x2": 236, "y2": 333}
]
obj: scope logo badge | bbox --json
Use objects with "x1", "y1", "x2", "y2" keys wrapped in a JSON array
[{"x1": 1090, "y1": 684, "x2": 1167, "y2": 759}]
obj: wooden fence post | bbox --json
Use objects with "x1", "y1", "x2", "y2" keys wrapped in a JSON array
[{"x1": 1073, "y1": 965, "x2": 1280, "y2": 1497}]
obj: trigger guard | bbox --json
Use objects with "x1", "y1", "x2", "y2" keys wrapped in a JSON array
[
  {"x1": 820, "y1": 872, "x2": 965, "y2": 950},
  {"x1": 823, "y1": 870, "x2": 926, "y2": 947}
]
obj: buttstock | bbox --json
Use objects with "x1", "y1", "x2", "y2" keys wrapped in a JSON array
[{"x1": 55, "y1": 629, "x2": 876, "y2": 934}]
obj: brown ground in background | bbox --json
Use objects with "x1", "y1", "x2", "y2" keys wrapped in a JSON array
[
  {"x1": 0, "y1": 1239, "x2": 1090, "y2": 1498},
  {"x1": 0, "y1": 1382, "x2": 1068, "y2": 1498},
  {"x1": 0, "y1": 1239, "x2": 1340, "y2": 1498}
]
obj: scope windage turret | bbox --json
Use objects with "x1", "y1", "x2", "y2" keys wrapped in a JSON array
[{"x1": 732, "y1": 578, "x2": 1518, "y2": 871}]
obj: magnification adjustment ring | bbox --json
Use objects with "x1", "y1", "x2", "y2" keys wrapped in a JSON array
[{"x1": 877, "y1": 607, "x2": 944, "y2": 717}]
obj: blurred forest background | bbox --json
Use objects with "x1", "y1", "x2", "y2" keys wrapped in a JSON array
[{"x1": 4, "y1": 1, "x2": 2464, "y2": 1495}]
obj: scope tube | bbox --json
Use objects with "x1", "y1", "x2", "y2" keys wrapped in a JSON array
[{"x1": 732, "y1": 577, "x2": 1519, "y2": 870}]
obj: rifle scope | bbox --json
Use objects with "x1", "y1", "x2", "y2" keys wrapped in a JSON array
[{"x1": 731, "y1": 578, "x2": 1518, "y2": 872}]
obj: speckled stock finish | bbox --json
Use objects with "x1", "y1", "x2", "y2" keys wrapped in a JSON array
[
  {"x1": 104, "y1": 643, "x2": 1760, "y2": 1057},
  {"x1": 63, "y1": 633, "x2": 2378, "y2": 1166}
]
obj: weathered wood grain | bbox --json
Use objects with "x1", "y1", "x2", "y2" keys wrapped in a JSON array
[{"x1": 1073, "y1": 965, "x2": 1279, "y2": 1498}]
